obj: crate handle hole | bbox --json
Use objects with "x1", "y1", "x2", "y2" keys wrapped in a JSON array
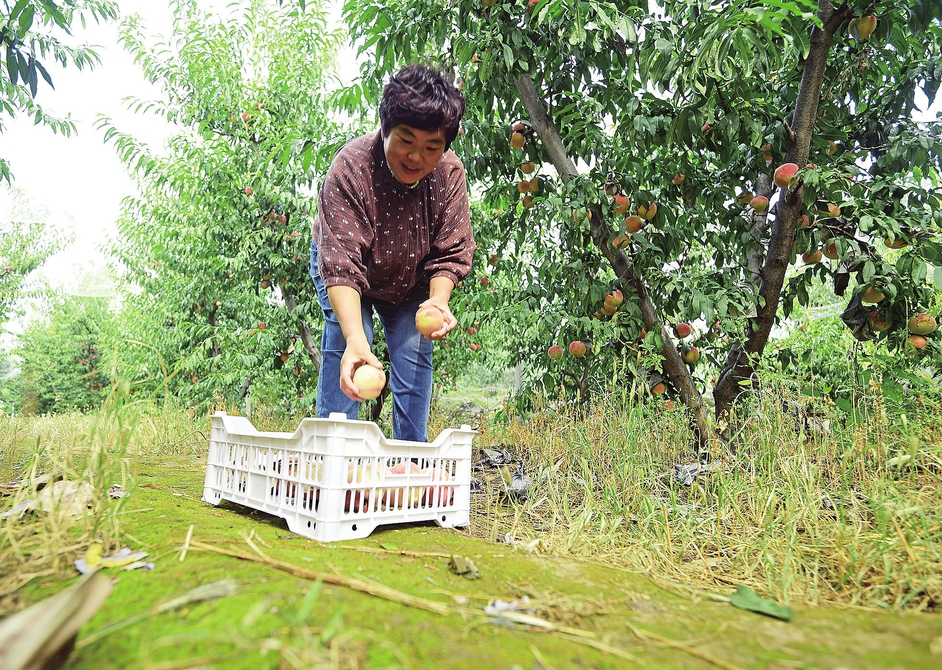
[
  {"x1": 352, "y1": 523, "x2": 358, "y2": 532},
  {"x1": 441, "y1": 515, "x2": 446, "y2": 522}
]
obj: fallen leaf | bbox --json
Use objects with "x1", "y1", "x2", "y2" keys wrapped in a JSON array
[
  {"x1": 728, "y1": 585, "x2": 793, "y2": 622},
  {"x1": 930, "y1": 635, "x2": 942, "y2": 656},
  {"x1": 85, "y1": 543, "x2": 103, "y2": 569},
  {"x1": 448, "y1": 555, "x2": 479, "y2": 580}
]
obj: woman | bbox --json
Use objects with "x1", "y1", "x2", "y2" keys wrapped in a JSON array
[{"x1": 310, "y1": 64, "x2": 473, "y2": 442}]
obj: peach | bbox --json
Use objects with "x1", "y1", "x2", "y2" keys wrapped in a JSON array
[
  {"x1": 353, "y1": 365, "x2": 385, "y2": 400},
  {"x1": 860, "y1": 286, "x2": 885, "y2": 304},
  {"x1": 415, "y1": 305, "x2": 444, "y2": 336},
  {"x1": 604, "y1": 289, "x2": 624, "y2": 309},
  {"x1": 624, "y1": 215, "x2": 644, "y2": 233},
  {"x1": 637, "y1": 202, "x2": 657, "y2": 220},
  {"x1": 774, "y1": 163, "x2": 799, "y2": 189},
  {"x1": 568, "y1": 340, "x2": 587, "y2": 358},
  {"x1": 906, "y1": 334, "x2": 927, "y2": 352},
  {"x1": 908, "y1": 313, "x2": 937, "y2": 335},
  {"x1": 750, "y1": 195, "x2": 769, "y2": 213}
]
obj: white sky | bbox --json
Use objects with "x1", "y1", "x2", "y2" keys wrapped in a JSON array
[{"x1": 3, "y1": 0, "x2": 174, "y2": 290}]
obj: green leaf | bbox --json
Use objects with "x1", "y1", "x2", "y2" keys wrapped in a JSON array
[
  {"x1": 728, "y1": 585, "x2": 793, "y2": 621},
  {"x1": 835, "y1": 398, "x2": 852, "y2": 413},
  {"x1": 17, "y1": 4, "x2": 35, "y2": 36},
  {"x1": 934, "y1": 266, "x2": 942, "y2": 291},
  {"x1": 503, "y1": 43, "x2": 514, "y2": 71}
]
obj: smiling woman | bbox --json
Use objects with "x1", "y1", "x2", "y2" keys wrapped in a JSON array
[
  {"x1": 382, "y1": 125, "x2": 446, "y2": 186},
  {"x1": 310, "y1": 64, "x2": 473, "y2": 443}
]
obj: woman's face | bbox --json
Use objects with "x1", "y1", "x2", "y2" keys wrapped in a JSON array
[{"x1": 383, "y1": 124, "x2": 447, "y2": 185}]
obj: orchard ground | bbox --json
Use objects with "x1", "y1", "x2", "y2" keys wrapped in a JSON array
[{"x1": 2, "y1": 367, "x2": 942, "y2": 669}]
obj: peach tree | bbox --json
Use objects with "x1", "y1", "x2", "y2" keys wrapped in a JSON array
[
  {"x1": 344, "y1": 0, "x2": 942, "y2": 449},
  {"x1": 102, "y1": 0, "x2": 347, "y2": 410}
]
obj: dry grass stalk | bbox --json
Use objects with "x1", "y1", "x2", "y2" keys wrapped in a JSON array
[
  {"x1": 626, "y1": 621, "x2": 745, "y2": 670},
  {"x1": 469, "y1": 388, "x2": 942, "y2": 612},
  {"x1": 188, "y1": 538, "x2": 451, "y2": 615}
]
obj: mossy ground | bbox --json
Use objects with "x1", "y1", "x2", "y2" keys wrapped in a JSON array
[{"x1": 40, "y1": 454, "x2": 941, "y2": 669}]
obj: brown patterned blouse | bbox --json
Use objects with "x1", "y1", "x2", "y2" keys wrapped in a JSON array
[{"x1": 313, "y1": 132, "x2": 474, "y2": 305}]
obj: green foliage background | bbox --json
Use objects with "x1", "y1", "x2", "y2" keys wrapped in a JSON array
[{"x1": 0, "y1": 0, "x2": 941, "y2": 424}]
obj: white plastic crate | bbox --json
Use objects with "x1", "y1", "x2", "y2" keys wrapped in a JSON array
[{"x1": 202, "y1": 412, "x2": 475, "y2": 542}]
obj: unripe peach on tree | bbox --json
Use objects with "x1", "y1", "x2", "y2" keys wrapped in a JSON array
[
  {"x1": 802, "y1": 249, "x2": 822, "y2": 265},
  {"x1": 681, "y1": 346, "x2": 700, "y2": 364},
  {"x1": 672, "y1": 173, "x2": 685, "y2": 185},
  {"x1": 637, "y1": 202, "x2": 657, "y2": 220},
  {"x1": 353, "y1": 365, "x2": 386, "y2": 400},
  {"x1": 869, "y1": 311, "x2": 892, "y2": 332},
  {"x1": 750, "y1": 195, "x2": 769, "y2": 213},
  {"x1": 510, "y1": 132, "x2": 526, "y2": 149},
  {"x1": 520, "y1": 161, "x2": 535, "y2": 174},
  {"x1": 624, "y1": 215, "x2": 644, "y2": 234},
  {"x1": 905, "y1": 334, "x2": 927, "y2": 352},
  {"x1": 908, "y1": 313, "x2": 937, "y2": 335},
  {"x1": 612, "y1": 194, "x2": 630, "y2": 214},
  {"x1": 822, "y1": 242, "x2": 839, "y2": 260},
  {"x1": 612, "y1": 234, "x2": 631, "y2": 250},
  {"x1": 674, "y1": 322, "x2": 692, "y2": 339},
  {"x1": 861, "y1": 286, "x2": 885, "y2": 304},
  {"x1": 818, "y1": 203, "x2": 840, "y2": 218},
  {"x1": 651, "y1": 382, "x2": 666, "y2": 395},
  {"x1": 850, "y1": 15, "x2": 877, "y2": 40},
  {"x1": 604, "y1": 289, "x2": 623, "y2": 309},
  {"x1": 568, "y1": 340, "x2": 587, "y2": 358},
  {"x1": 547, "y1": 344, "x2": 563, "y2": 360}
]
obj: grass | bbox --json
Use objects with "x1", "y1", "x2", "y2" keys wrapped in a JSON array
[
  {"x1": 467, "y1": 382, "x2": 942, "y2": 612},
  {"x1": 1, "y1": 377, "x2": 941, "y2": 667}
]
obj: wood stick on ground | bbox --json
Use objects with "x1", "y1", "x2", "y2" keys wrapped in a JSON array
[
  {"x1": 626, "y1": 622, "x2": 745, "y2": 670},
  {"x1": 188, "y1": 539, "x2": 450, "y2": 615},
  {"x1": 178, "y1": 524, "x2": 194, "y2": 563}
]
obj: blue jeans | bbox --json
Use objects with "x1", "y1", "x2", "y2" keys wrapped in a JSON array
[{"x1": 310, "y1": 242, "x2": 434, "y2": 442}]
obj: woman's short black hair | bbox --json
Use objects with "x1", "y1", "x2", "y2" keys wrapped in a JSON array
[{"x1": 378, "y1": 65, "x2": 466, "y2": 150}]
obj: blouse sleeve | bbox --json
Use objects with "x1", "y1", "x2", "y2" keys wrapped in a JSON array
[
  {"x1": 314, "y1": 152, "x2": 373, "y2": 295},
  {"x1": 423, "y1": 158, "x2": 474, "y2": 286}
]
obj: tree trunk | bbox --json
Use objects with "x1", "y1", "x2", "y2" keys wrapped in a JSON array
[
  {"x1": 283, "y1": 288, "x2": 322, "y2": 372},
  {"x1": 514, "y1": 73, "x2": 710, "y2": 452},
  {"x1": 713, "y1": 1, "x2": 853, "y2": 420}
]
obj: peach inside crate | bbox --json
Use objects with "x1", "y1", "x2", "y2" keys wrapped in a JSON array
[{"x1": 202, "y1": 412, "x2": 475, "y2": 542}]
